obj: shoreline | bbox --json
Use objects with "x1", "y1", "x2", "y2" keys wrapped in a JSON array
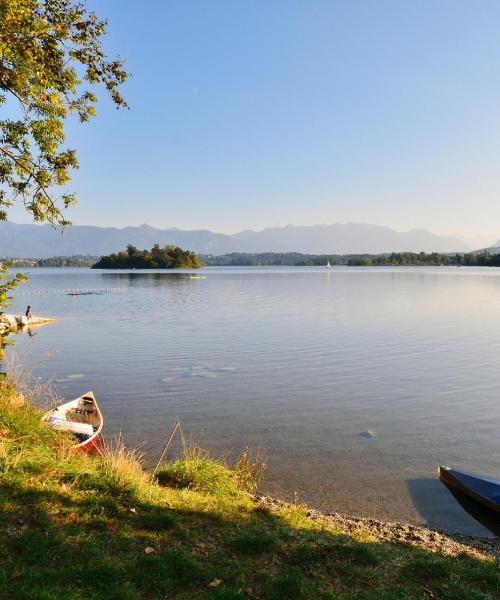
[
  {"x1": 0, "y1": 314, "x2": 55, "y2": 334},
  {"x1": 255, "y1": 494, "x2": 500, "y2": 559},
  {"x1": 2, "y1": 382, "x2": 499, "y2": 598}
]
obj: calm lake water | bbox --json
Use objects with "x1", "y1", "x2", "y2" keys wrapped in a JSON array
[{"x1": 6, "y1": 266, "x2": 500, "y2": 536}]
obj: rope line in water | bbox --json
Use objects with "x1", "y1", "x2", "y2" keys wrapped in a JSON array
[{"x1": 13, "y1": 287, "x2": 128, "y2": 296}]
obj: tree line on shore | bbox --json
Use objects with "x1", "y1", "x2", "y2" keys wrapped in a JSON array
[
  {"x1": 5, "y1": 250, "x2": 500, "y2": 269},
  {"x1": 201, "y1": 251, "x2": 500, "y2": 267},
  {"x1": 92, "y1": 244, "x2": 201, "y2": 269},
  {"x1": 347, "y1": 252, "x2": 500, "y2": 266},
  {"x1": 2, "y1": 256, "x2": 99, "y2": 268}
]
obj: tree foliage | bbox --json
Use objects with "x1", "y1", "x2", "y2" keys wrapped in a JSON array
[
  {"x1": 347, "y1": 251, "x2": 500, "y2": 267},
  {"x1": 0, "y1": 263, "x2": 26, "y2": 314},
  {"x1": 3, "y1": 254, "x2": 99, "y2": 267},
  {"x1": 0, "y1": 0, "x2": 127, "y2": 225},
  {"x1": 201, "y1": 253, "x2": 347, "y2": 266},
  {"x1": 202, "y1": 251, "x2": 500, "y2": 267},
  {"x1": 0, "y1": 262, "x2": 27, "y2": 359},
  {"x1": 93, "y1": 244, "x2": 202, "y2": 269}
]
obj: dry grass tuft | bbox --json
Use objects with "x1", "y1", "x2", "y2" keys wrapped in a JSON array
[
  {"x1": 2, "y1": 352, "x2": 61, "y2": 410},
  {"x1": 233, "y1": 445, "x2": 266, "y2": 492},
  {"x1": 99, "y1": 435, "x2": 149, "y2": 491}
]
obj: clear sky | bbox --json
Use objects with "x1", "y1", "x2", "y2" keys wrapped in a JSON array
[{"x1": 10, "y1": 0, "x2": 500, "y2": 246}]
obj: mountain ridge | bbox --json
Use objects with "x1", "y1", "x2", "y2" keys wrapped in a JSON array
[{"x1": 0, "y1": 221, "x2": 470, "y2": 257}]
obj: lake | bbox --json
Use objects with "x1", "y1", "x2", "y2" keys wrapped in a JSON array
[{"x1": 6, "y1": 266, "x2": 500, "y2": 536}]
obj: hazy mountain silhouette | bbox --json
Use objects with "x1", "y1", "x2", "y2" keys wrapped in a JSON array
[
  {"x1": 231, "y1": 224, "x2": 468, "y2": 254},
  {"x1": 0, "y1": 221, "x2": 469, "y2": 257},
  {"x1": 482, "y1": 240, "x2": 500, "y2": 253}
]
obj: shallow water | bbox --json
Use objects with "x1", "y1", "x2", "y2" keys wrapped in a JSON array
[{"x1": 7, "y1": 266, "x2": 500, "y2": 536}]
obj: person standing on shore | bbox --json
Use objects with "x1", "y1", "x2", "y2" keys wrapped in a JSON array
[{"x1": 25, "y1": 305, "x2": 32, "y2": 320}]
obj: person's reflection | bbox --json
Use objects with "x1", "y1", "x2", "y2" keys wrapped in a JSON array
[{"x1": 26, "y1": 327, "x2": 37, "y2": 338}]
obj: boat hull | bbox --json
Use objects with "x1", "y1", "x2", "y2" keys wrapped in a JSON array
[
  {"x1": 439, "y1": 466, "x2": 500, "y2": 515},
  {"x1": 79, "y1": 431, "x2": 104, "y2": 453},
  {"x1": 42, "y1": 391, "x2": 103, "y2": 453}
]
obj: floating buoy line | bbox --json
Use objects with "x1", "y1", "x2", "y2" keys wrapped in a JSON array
[{"x1": 13, "y1": 287, "x2": 128, "y2": 297}]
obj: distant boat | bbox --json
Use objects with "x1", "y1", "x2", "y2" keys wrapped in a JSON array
[
  {"x1": 42, "y1": 391, "x2": 103, "y2": 452},
  {"x1": 326, "y1": 261, "x2": 331, "y2": 269},
  {"x1": 439, "y1": 466, "x2": 500, "y2": 514}
]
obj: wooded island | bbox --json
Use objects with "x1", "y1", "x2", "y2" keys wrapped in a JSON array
[{"x1": 92, "y1": 244, "x2": 201, "y2": 269}]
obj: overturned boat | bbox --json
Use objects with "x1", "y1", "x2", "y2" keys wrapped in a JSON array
[
  {"x1": 42, "y1": 391, "x2": 103, "y2": 452},
  {"x1": 438, "y1": 466, "x2": 500, "y2": 514}
]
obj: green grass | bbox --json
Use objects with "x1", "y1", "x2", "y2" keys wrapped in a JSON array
[
  {"x1": 155, "y1": 447, "x2": 244, "y2": 498},
  {"x1": 227, "y1": 527, "x2": 276, "y2": 555},
  {"x1": 1, "y1": 380, "x2": 499, "y2": 600}
]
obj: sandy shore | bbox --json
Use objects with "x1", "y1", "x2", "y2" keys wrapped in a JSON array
[{"x1": 255, "y1": 495, "x2": 500, "y2": 559}]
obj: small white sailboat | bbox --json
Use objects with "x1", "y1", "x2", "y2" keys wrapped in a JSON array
[{"x1": 326, "y1": 260, "x2": 331, "y2": 269}]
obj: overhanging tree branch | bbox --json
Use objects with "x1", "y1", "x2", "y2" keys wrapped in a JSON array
[{"x1": 0, "y1": 0, "x2": 128, "y2": 226}]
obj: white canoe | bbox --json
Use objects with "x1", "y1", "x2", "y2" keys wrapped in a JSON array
[{"x1": 42, "y1": 391, "x2": 103, "y2": 452}]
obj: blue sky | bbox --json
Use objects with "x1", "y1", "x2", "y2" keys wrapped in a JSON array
[{"x1": 10, "y1": 0, "x2": 500, "y2": 245}]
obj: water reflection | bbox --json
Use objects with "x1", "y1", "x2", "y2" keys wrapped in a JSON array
[
  {"x1": 100, "y1": 271, "x2": 199, "y2": 282},
  {"x1": 406, "y1": 478, "x2": 497, "y2": 537},
  {"x1": 441, "y1": 482, "x2": 500, "y2": 537}
]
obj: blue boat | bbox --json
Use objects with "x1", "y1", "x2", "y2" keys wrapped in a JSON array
[{"x1": 439, "y1": 466, "x2": 500, "y2": 514}]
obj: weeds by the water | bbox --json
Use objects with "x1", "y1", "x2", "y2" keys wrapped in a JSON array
[
  {"x1": 155, "y1": 446, "x2": 246, "y2": 498},
  {"x1": 100, "y1": 435, "x2": 149, "y2": 495},
  {"x1": 155, "y1": 445, "x2": 265, "y2": 500},
  {"x1": 233, "y1": 445, "x2": 266, "y2": 492},
  {"x1": 3, "y1": 352, "x2": 62, "y2": 410},
  {"x1": 1, "y1": 378, "x2": 499, "y2": 600}
]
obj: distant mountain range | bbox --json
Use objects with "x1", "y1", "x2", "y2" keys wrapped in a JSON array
[
  {"x1": 473, "y1": 243, "x2": 500, "y2": 254},
  {"x1": 0, "y1": 221, "x2": 471, "y2": 257}
]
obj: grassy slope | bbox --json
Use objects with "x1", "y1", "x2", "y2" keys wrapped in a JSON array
[{"x1": 1, "y1": 382, "x2": 499, "y2": 600}]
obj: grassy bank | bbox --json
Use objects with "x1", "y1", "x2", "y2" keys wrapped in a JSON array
[{"x1": 1, "y1": 381, "x2": 499, "y2": 600}]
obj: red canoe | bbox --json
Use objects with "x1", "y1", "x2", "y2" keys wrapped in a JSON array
[{"x1": 42, "y1": 391, "x2": 103, "y2": 452}]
